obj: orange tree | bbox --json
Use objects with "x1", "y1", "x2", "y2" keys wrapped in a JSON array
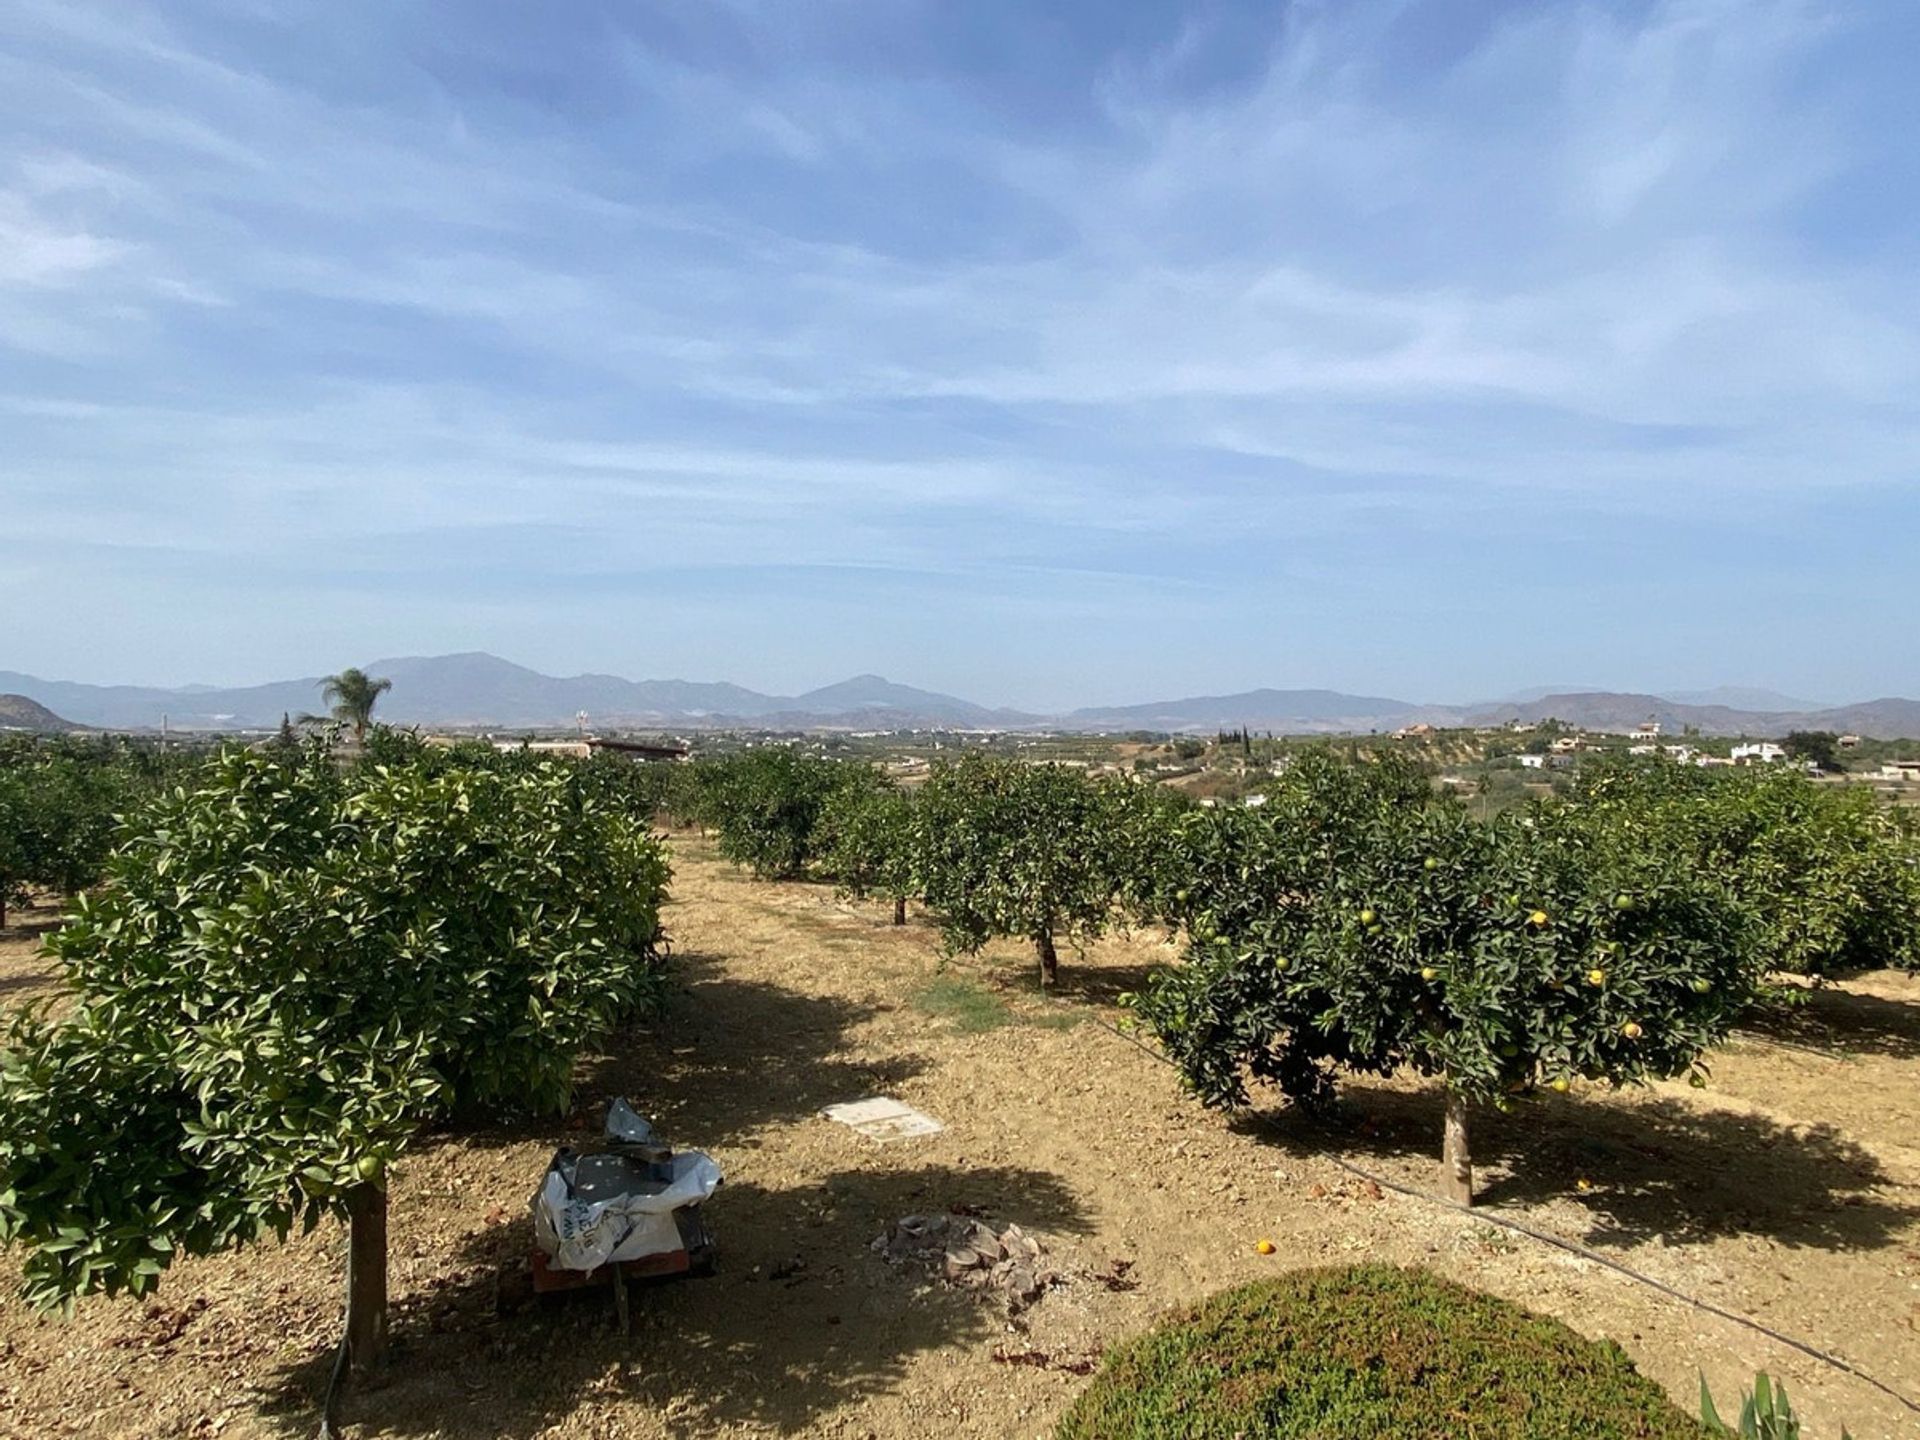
[
  {"x1": 1130, "y1": 751, "x2": 1754, "y2": 1203},
  {"x1": 0, "y1": 741, "x2": 671, "y2": 1423},
  {"x1": 819, "y1": 780, "x2": 922, "y2": 925},
  {"x1": 1570, "y1": 757, "x2": 1920, "y2": 976},
  {"x1": 692, "y1": 747, "x2": 882, "y2": 879},
  {"x1": 0, "y1": 736, "x2": 191, "y2": 925},
  {"x1": 914, "y1": 753, "x2": 1130, "y2": 986}
]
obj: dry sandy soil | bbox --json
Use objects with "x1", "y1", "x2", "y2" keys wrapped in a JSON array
[{"x1": 2, "y1": 843, "x2": 1918, "y2": 1439}]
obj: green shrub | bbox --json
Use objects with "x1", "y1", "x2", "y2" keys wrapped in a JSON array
[{"x1": 1057, "y1": 1265, "x2": 1707, "y2": 1439}]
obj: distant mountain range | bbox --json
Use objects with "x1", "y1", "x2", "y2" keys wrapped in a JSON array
[{"x1": 2, "y1": 654, "x2": 1915, "y2": 739}]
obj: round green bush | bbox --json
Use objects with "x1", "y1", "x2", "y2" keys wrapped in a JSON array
[{"x1": 1056, "y1": 1265, "x2": 1706, "y2": 1439}]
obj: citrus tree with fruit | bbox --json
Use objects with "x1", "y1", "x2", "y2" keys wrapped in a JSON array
[
  {"x1": 0, "y1": 741, "x2": 672, "y2": 1418},
  {"x1": 1571, "y1": 757, "x2": 1920, "y2": 977},
  {"x1": 915, "y1": 753, "x2": 1128, "y2": 986},
  {"x1": 1130, "y1": 750, "x2": 1755, "y2": 1202}
]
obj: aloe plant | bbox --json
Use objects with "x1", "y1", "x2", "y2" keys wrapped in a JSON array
[{"x1": 1700, "y1": 1371, "x2": 1850, "y2": 1439}]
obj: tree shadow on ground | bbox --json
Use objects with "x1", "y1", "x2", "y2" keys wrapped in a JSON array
[
  {"x1": 0, "y1": 971, "x2": 60, "y2": 1002},
  {"x1": 413, "y1": 953, "x2": 928, "y2": 1156},
  {"x1": 974, "y1": 954, "x2": 1170, "y2": 1009},
  {"x1": 1238, "y1": 1081, "x2": 1915, "y2": 1253},
  {"x1": 0, "y1": 909, "x2": 64, "y2": 944},
  {"x1": 1737, "y1": 983, "x2": 1920, "y2": 1060},
  {"x1": 262, "y1": 1163, "x2": 1090, "y2": 1438}
]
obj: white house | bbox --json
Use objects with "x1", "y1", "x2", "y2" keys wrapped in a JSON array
[
  {"x1": 1731, "y1": 742, "x2": 1786, "y2": 764},
  {"x1": 1518, "y1": 754, "x2": 1546, "y2": 770}
]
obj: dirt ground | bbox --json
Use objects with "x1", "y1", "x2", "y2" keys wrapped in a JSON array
[{"x1": 1, "y1": 844, "x2": 1918, "y2": 1439}]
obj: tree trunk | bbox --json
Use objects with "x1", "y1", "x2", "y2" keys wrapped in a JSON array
[
  {"x1": 892, "y1": 896, "x2": 907, "y2": 926},
  {"x1": 345, "y1": 1182, "x2": 389, "y2": 1369},
  {"x1": 321, "y1": 1183, "x2": 389, "y2": 1438},
  {"x1": 1441, "y1": 1088, "x2": 1473, "y2": 1206},
  {"x1": 1035, "y1": 930, "x2": 1059, "y2": 988}
]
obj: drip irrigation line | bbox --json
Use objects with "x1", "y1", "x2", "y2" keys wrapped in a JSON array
[{"x1": 980, "y1": 959, "x2": 1920, "y2": 1419}]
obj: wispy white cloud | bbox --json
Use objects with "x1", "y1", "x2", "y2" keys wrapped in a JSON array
[{"x1": 0, "y1": 0, "x2": 1914, "y2": 701}]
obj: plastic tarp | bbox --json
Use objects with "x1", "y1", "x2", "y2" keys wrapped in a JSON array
[{"x1": 532, "y1": 1103, "x2": 722, "y2": 1272}]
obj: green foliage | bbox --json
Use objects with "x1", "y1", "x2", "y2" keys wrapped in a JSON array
[
  {"x1": 818, "y1": 781, "x2": 920, "y2": 909},
  {"x1": 1131, "y1": 751, "x2": 1754, "y2": 1110},
  {"x1": 914, "y1": 754, "x2": 1126, "y2": 980},
  {"x1": 0, "y1": 740, "x2": 671, "y2": 1309},
  {"x1": 0, "y1": 736, "x2": 195, "y2": 917},
  {"x1": 692, "y1": 748, "x2": 883, "y2": 879},
  {"x1": 1056, "y1": 1265, "x2": 1707, "y2": 1439},
  {"x1": 1572, "y1": 758, "x2": 1920, "y2": 975},
  {"x1": 1781, "y1": 732, "x2": 1840, "y2": 773},
  {"x1": 1700, "y1": 1371, "x2": 1847, "y2": 1439}
]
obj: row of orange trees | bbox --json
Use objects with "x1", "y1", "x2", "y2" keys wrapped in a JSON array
[
  {"x1": 0, "y1": 736, "x2": 674, "y2": 1421},
  {"x1": 689, "y1": 747, "x2": 1180, "y2": 985},
  {"x1": 0, "y1": 735, "x2": 201, "y2": 927},
  {"x1": 693, "y1": 747, "x2": 1920, "y2": 1203}
]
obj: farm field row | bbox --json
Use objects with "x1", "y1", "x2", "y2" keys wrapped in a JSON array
[{"x1": 3, "y1": 841, "x2": 1916, "y2": 1438}]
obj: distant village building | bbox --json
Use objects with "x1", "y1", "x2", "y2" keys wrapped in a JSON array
[
  {"x1": 1731, "y1": 742, "x2": 1786, "y2": 765},
  {"x1": 488, "y1": 736, "x2": 688, "y2": 762},
  {"x1": 1837, "y1": 734, "x2": 1862, "y2": 750},
  {"x1": 1518, "y1": 754, "x2": 1546, "y2": 770},
  {"x1": 1392, "y1": 722, "x2": 1436, "y2": 739},
  {"x1": 1632, "y1": 721, "x2": 1662, "y2": 739},
  {"x1": 1880, "y1": 759, "x2": 1920, "y2": 781},
  {"x1": 1549, "y1": 736, "x2": 1583, "y2": 754}
]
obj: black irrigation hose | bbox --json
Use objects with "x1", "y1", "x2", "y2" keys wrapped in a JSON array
[{"x1": 1021, "y1": 972, "x2": 1920, "y2": 1420}]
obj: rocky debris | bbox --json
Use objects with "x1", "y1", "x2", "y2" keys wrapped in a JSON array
[{"x1": 872, "y1": 1214, "x2": 1062, "y2": 1312}]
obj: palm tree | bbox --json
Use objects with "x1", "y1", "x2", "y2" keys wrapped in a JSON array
[{"x1": 319, "y1": 667, "x2": 392, "y2": 743}]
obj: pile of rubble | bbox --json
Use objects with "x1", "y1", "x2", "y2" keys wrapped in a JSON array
[{"x1": 873, "y1": 1213, "x2": 1062, "y2": 1312}]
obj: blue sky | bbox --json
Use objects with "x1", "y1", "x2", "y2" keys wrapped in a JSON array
[{"x1": 2, "y1": 0, "x2": 1916, "y2": 709}]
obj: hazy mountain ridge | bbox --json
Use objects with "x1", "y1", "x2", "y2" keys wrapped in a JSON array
[
  {"x1": 1065, "y1": 688, "x2": 1428, "y2": 734},
  {"x1": 1, "y1": 657, "x2": 1914, "y2": 738}
]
